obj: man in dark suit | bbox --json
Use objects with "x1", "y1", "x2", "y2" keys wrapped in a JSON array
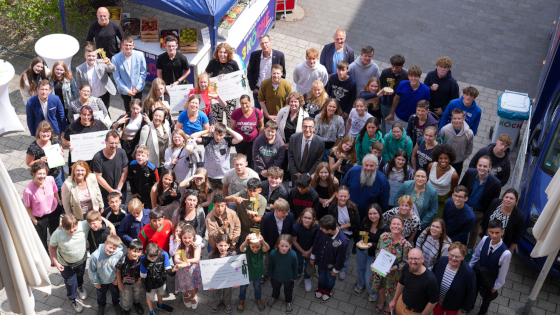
[
  {"x1": 320, "y1": 29, "x2": 355, "y2": 75},
  {"x1": 288, "y1": 118, "x2": 325, "y2": 182},
  {"x1": 26, "y1": 80, "x2": 67, "y2": 137},
  {"x1": 260, "y1": 198, "x2": 294, "y2": 283},
  {"x1": 247, "y1": 34, "x2": 286, "y2": 110}
]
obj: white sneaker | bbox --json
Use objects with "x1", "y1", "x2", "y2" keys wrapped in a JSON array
[
  {"x1": 338, "y1": 271, "x2": 345, "y2": 280},
  {"x1": 368, "y1": 293, "x2": 378, "y2": 302},
  {"x1": 304, "y1": 279, "x2": 312, "y2": 292},
  {"x1": 77, "y1": 286, "x2": 87, "y2": 300},
  {"x1": 72, "y1": 299, "x2": 83, "y2": 313}
]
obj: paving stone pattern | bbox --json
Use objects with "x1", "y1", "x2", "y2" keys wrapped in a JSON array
[{"x1": 1, "y1": 0, "x2": 560, "y2": 314}]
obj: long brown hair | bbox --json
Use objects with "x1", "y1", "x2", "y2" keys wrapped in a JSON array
[
  {"x1": 156, "y1": 169, "x2": 177, "y2": 205},
  {"x1": 178, "y1": 224, "x2": 197, "y2": 258},
  {"x1": 50, "y1": 61, "x2": 73, "y2": 82},
  {"x1": 418, "y1": 218, "x2": 451, "y2": 262},
  {"x1": 19, "y1": 56, "x2": 48, "y2": 92},
  {"x1": 296, "y1": 208, "x2": 318, "y2": 227},
  {"x1": 143, "y1": 78, "x2": 170, "y2": 114},
  {"x1": 319, "y1": 98, "x2": 342, "y2": 125},
  {"x1": 185, "y1": 168, "x2": 209, "y2": 201},
  {"x1": 332, "y1": 135, "x2": 357, "y2": 164},
  {"x1": 310, "y1": 162, "x2": 336, "y2": 197},
  {"x1": 360, "y1": 77, "x2": 381, "y2": 111}
]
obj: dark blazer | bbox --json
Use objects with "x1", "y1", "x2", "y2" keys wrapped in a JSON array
[
  {"x1": 459, "y1": 168, "x2": 502, "y2": 213},
  {"x1": 433, "y1": 257, "x2": 477, "y2": 312},
  {"x1": 247, "y1": 50, "x2": 286, "y2": 90},
  {"x1": 320, "y1": 42, "x2": 355, "y2": 74},
  {"x1": 481, "y1": 198, "x2": 526, "y2": 248},
  {"x1": 260, "y1": 211, "x2": 295, "y2": 248},
  {"x1": 26, "y1": 94, "x2": 67, "y2": 136},
  {"x1": 287, "y1": 133, "x2": 325, "y2": 179}
]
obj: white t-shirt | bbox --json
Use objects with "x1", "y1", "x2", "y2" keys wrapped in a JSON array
[
  {"x1": 348, "y1": 108, "x2": 372, "y2": 137},
  {"x1": 337, "y1": 205, "x2": 352, "y2": 235}
]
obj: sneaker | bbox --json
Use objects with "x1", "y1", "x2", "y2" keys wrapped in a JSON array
[
  {"x1": 156, "y1": 303, "x2": 174, "y2": 313},
  {"x1": 257, "y1": 301, "x2": 265, "y2": 311},
  {"x1": 338, "y1": 271, "x2": 346, "y2": 280},
  {"x1": 267, "y1": 298, "x2": 276, "y2": 308},
  {"x1": 211, "y1": 305, "x2": 218, "y2": 313},
  {"x1": 322, "y1": 291, "x2": 331, "y2": 303},
  {"x1": 304, "y1": 278, "x2": 312, "y2": 292},
  {"x1": 368, "y1": 293, "x2": 378, "y2": 302},
  {"x1": 97, "y1": 306, "x2": 105, "y2": 315},
  {"x1": 133, "y1": 302, "x2": 144, "y2": 315},
  {"x1": 237, "y1": 301, "x2": 244, "y2": 312},
  {"x1": 315, "y1": 288, "x2": 324, "y2": 300},
  {"x1": 354, "y1": 285, "x2": 364, "y2": 293},
  {"x1": 286, "y1": 303, "x2": 292, "y2": 314},
  {"x1": 77, "y1": 286, "x2": 87, "y2": 300},
  {"x1": 114, "y1": 304, "x2": 123, "y2": 315},
  {"x1": 225, "y1": 304, "x2": 232, "y2": 314},
  {"x1": 261, "y1": 275, "x2": 269, "y2": 284},
  {"x1": 71, "y1": 300, "x2": 83, "y2": 313}
]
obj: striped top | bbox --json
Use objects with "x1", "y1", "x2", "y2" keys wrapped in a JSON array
[
  {"x1": 439, "y1": 265, "x2": 458, "y2": 304},
  {"x1": 416, "y1": 229, "x2": 452, "y2": 269}
]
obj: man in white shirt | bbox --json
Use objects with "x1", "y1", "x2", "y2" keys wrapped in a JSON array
[
  {"x1": 111, "y1": 36, "x2": 147, "y2": 112},
  {"x1": 75, "y1": 45, "x2": 117, "y2": 112}
]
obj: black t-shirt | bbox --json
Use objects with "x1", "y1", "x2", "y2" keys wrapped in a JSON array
[
  {"x1": 91, "y1": 148, "x2": 129, "y2": 198},
  {"x1": 64, "y1": 120, "x2": 108, "y2": 141},
  {"x1": 380, "y1": 68, "x2": 409, "y2": 106},
  {"x1": 205, "y1": 59, "x2": 239, "y2": 77},
  {"x1": 116, "y1": 255, "x2": 141, "y2": 280},
  {"x1": 85, "y1": 20, "x2": 124, "y2": 59},
  {"x1": 27, "y1": 138, "x2": 63, "y2": 177},
  {"x1": 102, "y1": 204, "x2": 127, "y2": 229},
  {"x1": 284, "y1": 115, "x2": 298, "y2": 143},
  {"x1": 156, "y1": 52, "x2": 190, "y2": 85},
  {"x1": 399, "y1": 264, "x2": 439, "y2": 311}
]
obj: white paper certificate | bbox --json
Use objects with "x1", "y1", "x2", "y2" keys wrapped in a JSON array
[
  {"x1": 167, "y1": 84, "x2": 193, "y2": 112},
  {"x1": 43, "y1": 144, "x2": 65, "y2": 168},
  {"x1": 371, "y1": 248, "x2": 397, "y2": 277},
  {"x1": 70, "y1": 130, "x2": 109, "y2": 162},
  {"x1": 210, "y1": 70, "x2": 247, "y2": 103},
  {"x1": 199, "y1": 254, "x2": 250, "y2": 290}
]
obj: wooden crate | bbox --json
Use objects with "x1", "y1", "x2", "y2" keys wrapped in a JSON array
[
  {"x1": 141, "y1": 17, "x2": 159, "y2": 42},
  {"x1": 106, "y1": 7, "x2": 122, "y2": 26},
  {"x1": 179, "y1": 28, "x2": 198, "y2": 53}
]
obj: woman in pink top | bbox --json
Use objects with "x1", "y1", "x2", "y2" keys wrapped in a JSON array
[
  {"x1": 187, "y1": 73, "x2": 226, "y2": 125},
  {"x1": 231, "y1": 94, "x2": 264, "y2": 169},
  {"x1": 23, "y1": 162, "x2": 62, "y2": 251}
]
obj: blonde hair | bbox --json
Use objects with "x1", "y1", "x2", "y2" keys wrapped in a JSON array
[
  {"x1": 105, "y1": 235, "x2": 122, "y2": 247},
  {"x1": 86, "y1": 210, "x2": 102, "y2": 223},
  {"x1": 397, "y1": 195, "x2": 414, "y2": 207},
  {"x1": 128, "y1": 198, "x2": 144, "y2": 213},
  {"x1": 135, "y1": 145, "x2": 150, "y2": 157},
  {"x1": 274, "y1": 198, "x2": 290, "y2": 213},
  {"x1": 170, "y1": 129, "x2": 188, "y2": 149},
  {"x1": 305, "y1": 79, "x2": 328, "y2": 105},
  {"x1": 196, "y1": 73, "x2": 210, "y2": 92}
]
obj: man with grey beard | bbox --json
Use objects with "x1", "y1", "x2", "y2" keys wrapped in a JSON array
[{"x1": 340, "y1": 154, "x2": 390, "y2": 218}]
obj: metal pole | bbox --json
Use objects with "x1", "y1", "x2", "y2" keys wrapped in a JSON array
[{"x1": 517, "y1": 247, "x2": 560, "y2": 315}]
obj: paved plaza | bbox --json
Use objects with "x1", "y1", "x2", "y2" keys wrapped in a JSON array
[{"x1": 1, "y1": 0, "x2": 560, "y2": 314}]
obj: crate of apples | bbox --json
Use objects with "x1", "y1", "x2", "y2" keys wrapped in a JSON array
[
  {"x1": 160, "y1": 30, "x2": 179, "y2": 49},
  {"x1": 179, "y1": 28, "x2": 198, "y2": 53},
  {"x1": 141, "y1": 18, "x2": 159, "y2": 42}
]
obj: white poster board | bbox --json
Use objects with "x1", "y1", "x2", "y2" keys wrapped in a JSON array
[
  {"x1": 70, "y1": 130, "x2": 109, "y2": 162},
  {"x1": 199, "y1": 254, "x2": 249, "y2": 290},
  {"x1": 167, "y1": 84, "x2": 194, "y2": 112},
  {"x1": 210, "y1": 70, "x2": 246, "y2": 103},
  {"x1": 371, "y1": 248, "x2": 397, "y2": 277}
]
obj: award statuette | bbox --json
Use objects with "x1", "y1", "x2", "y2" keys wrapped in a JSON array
[
  {"x1": 356, "y1": 231, "x2": 371, "y2": 249},
  {"x1": 249, "y1": 228, "x2": 260, "y2": 243}
]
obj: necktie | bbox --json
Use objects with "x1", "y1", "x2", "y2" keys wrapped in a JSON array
[
  {"x1": 301, "y1": 139, "x2": 309, "y2": 170},
  {"x1": 489, "y1": 246, "x2": 494, "y2": 256}
]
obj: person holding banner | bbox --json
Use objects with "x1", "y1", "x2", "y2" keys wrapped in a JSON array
[
  {"x1": 188, "y1": 73, "x2": 225, "y2": 125},
  {"x1": 176, "y1": 94, "x2": 210, "y2": 136},
  {"x1": 26, "y1": 120, "x2": 65, "y2": 190},
  {"x1": 208, "y1": 234, "x2": 237, "y2": 313},
  {"x1": 63, "y1": 105, "x2": 108, "y2": 167},
  {"x1": 68, "y1": 84, "x2": 108, "y2": 124}
]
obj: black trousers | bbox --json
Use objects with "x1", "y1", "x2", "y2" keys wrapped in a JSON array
[
  {"x1": 120, "y1": 90, "x2": 144, "y2": 113},
  {"x1": 271, "y1": 278, "x2": 294, "y2": 303},
  {"x1": 235, "y1": 141, "x2": 254, "y2": 169},
  {"x1": 34, "y1": 205, "x2": 63, "y2": 251},
  {"x1": 99, "y1": 91, "x2": 112, "y2": 116},
  {"x1": 451, "y1": 161, "x2": 464, "y2": 177}
]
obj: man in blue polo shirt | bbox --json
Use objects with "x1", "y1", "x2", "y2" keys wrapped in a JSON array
[{"x1": 385, "y1": 65, "x2": 430, "y2": 130}]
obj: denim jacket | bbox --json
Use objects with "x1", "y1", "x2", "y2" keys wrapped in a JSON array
[{"x1": 50, "y1": 78, "x2": 79, "y2": 108}]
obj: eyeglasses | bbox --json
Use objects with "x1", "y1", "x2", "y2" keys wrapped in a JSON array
[
  {"x1": 302, "y1": 217, "x2": 314, "y2": 221},
  {"x1": 408, "y1": 257, "x2": 423, "y2": 262},
  {"x1": 452, "y1": 194, "x2": 466, "y2": 199},
  {"x1": 302, "y1": 126, "x2": 314, "y2": 130},
  {"x1": 449, "y1": 254, "x2": 463, "y2": 260}
]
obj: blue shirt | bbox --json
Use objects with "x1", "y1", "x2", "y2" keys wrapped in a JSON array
[
  {"x1": 333, "y1": 50, "x2": 344, "y2": 74},
  {"x1": 439, "y1": 97, "x2": 482, "y2": 135},
  {"x1": 291, "y1": 222, "x2": 319, "y2": 251},
  {"x1": 466, "y1": 174, "x2": 488, "y2": 210},
  {"x1": 395, "y1": 81, "x2": 431, "y2": 121},
  {"x1": 177, "y1": 110, "x2": 209, "y2": 135}
]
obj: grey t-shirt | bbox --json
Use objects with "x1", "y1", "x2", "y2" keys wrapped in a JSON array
[
  {"x1": 222, "y1": 168, "x2": 259, "y2": 196},
  {"x1": 201, "y1": 136, "x2": 233, "y2": 179}
]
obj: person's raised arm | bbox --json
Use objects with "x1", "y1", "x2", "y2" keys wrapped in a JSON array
[{"x1": 229, "y1": 127, "x2": 244, "y2": 145}]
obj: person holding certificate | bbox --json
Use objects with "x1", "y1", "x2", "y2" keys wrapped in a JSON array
[
  {"x1": 188, "y1": 73, "x2": 227, "y2": 125},
  {"x1": 370, "y1": 216, "x2": 412, "y2": 314},
  {"x1": 143, "y1": 78, "x2": 174, "y2": 128},
  {"x1": 62, "y1": 105, "x2": 108, "y2": 167},
  {"x1": 68, "y1": 84, "x2": 108, "y2": 124},
  {"x1": 26, "y1": 120, "x2": 65, "y2": 191},
  {"x1": 205, "y1": 43, "x2": 239, "y2": 127}
]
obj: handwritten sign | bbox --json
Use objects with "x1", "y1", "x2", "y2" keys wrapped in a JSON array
[{"x1": 200, "y1": 254, "x2": 249, "y2": 290}]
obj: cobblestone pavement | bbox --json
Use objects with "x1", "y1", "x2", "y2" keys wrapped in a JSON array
[{"x1": 1, "y1": 0, "x2": 560, "y2": 314}]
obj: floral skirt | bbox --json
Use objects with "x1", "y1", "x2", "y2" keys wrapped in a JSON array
[{"x1": 175, "y1": 262, "x2": 203, "y2": 291}]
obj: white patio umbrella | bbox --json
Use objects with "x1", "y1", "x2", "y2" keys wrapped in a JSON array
[
  {"x1": 0, "y1": 158, "x2": 52, "y2": 314},
  {"x1": 517, "y1": 169, "x2": 560, "y2": 314}
]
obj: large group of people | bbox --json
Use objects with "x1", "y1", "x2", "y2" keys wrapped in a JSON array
[{"x1": 18, "y1": 6, "x2": 525, "y2": 315}]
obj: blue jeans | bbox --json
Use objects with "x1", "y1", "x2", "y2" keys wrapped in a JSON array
[
  {"x1": 60, "y1": 261, "x2": 86, "y2": 301},
  {"x1": 207, "y1": 244, "x2": 213, "y2": 254},
  {"x1": 381, "y1": 104, "x2": 392, "y2": 134},
  {"x1": 296, "y1": 251, "x2": 311, "y2": 279},
  {"x1": 356, "y1": 248, "x2": 376, "y2": 294},
  {"x1": 253, "y1": 92, "x2": 261, "y2": 110},
  {"x1": 341, "y1": 237, "x2": 355, "y2": 272},
  {"x1": 318, "y1": 269, "x2": 337, "y2": 291},
  {"x1": 239, "y1": 279, "x2": 262, "y2": 301},
  {"x1": 97, "y1": 283, "x2": 120, "y2": 306},
  {"x1": 53, "y1": 171, "x2": 65, "y2": 192}
]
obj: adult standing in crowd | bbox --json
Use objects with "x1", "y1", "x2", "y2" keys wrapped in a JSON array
[
  {"x1": 92, "y1": 130, "x2": 129, "y2": 204},
  {"x1": 348, "y1": 45, "x2": 380, "y2": 93},
  {"x1": 287, "y1": 117, "x2": 325, "y2": 182},
  {"x1": 111, "y1": 99, "x2": 150, "y2": 163},
  {"x1": 49, "y1": 61, "x2": 79, "y2": 121},
  {"x1": 26, "y1": 80, "x2": 66, "y2": 138},
  {"x1": 389, "y1": 248, "x2": 439, "y2": 315},
  {"x1": 277, "y1": 92, "x2": 309, "y2": 160},
  {"x1": 188, "y1": 73, "x2": 224, "y2": 125},
  {"x1": 416, "y1": 219, "x2": 452, "y2": 270},
  {"x1": 138, "y1": 107, "x2": 171, "y2": 174},
  {"x1": 68, "y1": 84, "x2": 109, "y2": 124},
  {"x1": 205, "y1": 43, "x2": 240, "y2": 126},
  {"x1": 75, "y1": 45, "x2": 116, "y2": 112},
  {"x1": 172, "y1": 190, "x2": 206, "y2": 240},
  {"x1": 157, "y1": 35, "x2": 191, "y2": 86},
  {"x1": 480, "y1": 188, "x2": 525, "y2": 253},
  {"x1": 258, "y1": 64, "x2": 291, "y2": 122},
  {"x1": 385, "y1": 66, "x2": 430, "y2": 130},
  {"x1": 19, "y1": 56, "x2": 50, "y2": 104},
  {"x1": 23, "y1": 162, "x2": 63, "y2": 251},
  {"x1": 248, "y1": 34, "x2": 286, "y2": 110},
  {"x1": 468, "y1": 134, "x2": 512, "y2": 186},
  {"x1": 63, "y1": 105, "x2": 108, "y2": 166},
  {"x1": 424, "y1": 56, "x2": 459, "y2": 116},
  {"x1": 320, "y1": 29, "x2": 355, "y2": 75},
  {"x1": 341, "y1": 154, "x2": 390, "y2": 216},
  {"x1": 432, "y1": 242, "x2": 477, "y2": 315},
  {"x1": 383, "y1": 195, "x2": 422, "y2": 242},
  {"x1": 380, "y1": 54, "x2": 408, "y2": 133},
  {"x1": 61, "y1": 160, "x2": 104, "y2": 220},
  {"x1": 85, "y1": 7, "x2": 124, "y2": 60},
  {"x1": 293, "y1": 48, "x2": 328, "y2": 95},
  {"x1": 26, "y1": 121, "x2": 65, "y2": 191},
  {"x1": 428, "y1": 145, "x2": 459, "y2": 218},
  {"x1": 231, "y1": 95, "x2": 264, "y2": 169},
  {"x1": 394, "y1": 169, "x2": 439, "y2": 230},
  {"x1": 314, "y1": 98, "x2": 345, "y2": 159},
  {"x1": 176, "y1": 94, "x2": 210, "y2": 135},
  {"x1": 112, "y1": 36, "x2": 147, "y2": 113}
]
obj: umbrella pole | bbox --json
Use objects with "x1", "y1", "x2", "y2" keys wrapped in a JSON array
[{"x1": 517, "y1": 247, "x2": 560, "y2": 315}]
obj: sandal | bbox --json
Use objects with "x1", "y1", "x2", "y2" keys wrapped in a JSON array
[
  {"x1": 383, "y1": 308, "x2": 391, "y2": 315},
  {"x1": 183, "y1": 295, "x2": 192, "y2": 308},
  {"x1": 375, "y1": 302, "x2": 386, "y2": 314}
]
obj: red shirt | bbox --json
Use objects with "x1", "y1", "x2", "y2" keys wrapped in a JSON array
[
  {"x1": 139, "y1": 219, "x2": 172, "y2": 253},
  {"x1": 189, "y1": 88, "x2": 211, "y2": 117}
]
